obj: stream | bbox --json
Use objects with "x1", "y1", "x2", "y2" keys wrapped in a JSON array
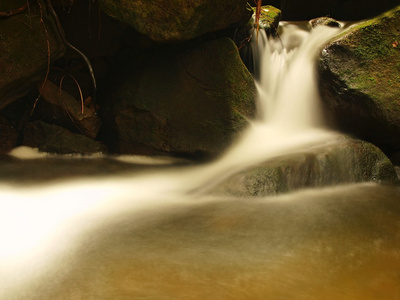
[{"x1": 1, "y1": 23, "x2": 400, "y2": 299}]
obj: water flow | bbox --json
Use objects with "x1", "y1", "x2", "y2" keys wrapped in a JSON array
[
  {"x1": 0, "y1": 23, "x2": 343, "y2": 297},
  {"x1": 214, "y1": 23, "x2": 341, "y2": 171}
]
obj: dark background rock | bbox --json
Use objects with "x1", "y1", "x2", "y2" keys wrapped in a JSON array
[
  {"x1": 280, "y1": 0, "x2": 338, "y2": 21},
  {"x1": 251, "y1": 0, "x2": 399, "y2": 21},
  {"x1": 0, "y1": 0, "x2": 66, "y2": 110},
  {"x1": 101, "y1": 37, "x2": 257, "y2": 158},
  {"x1": 0, "y1": 117, "x2": 18, "y2": 153},
  {"x1": 23, "y1": 121, "x2": 106, "y2": 154},
  {"x1": 98, "y1": 0, "x2": 252, "y2": 42}
]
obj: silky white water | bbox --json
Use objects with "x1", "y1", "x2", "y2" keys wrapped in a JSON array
[{"x1": 2, "y1": 23, "x2": 386, "y2": 299}]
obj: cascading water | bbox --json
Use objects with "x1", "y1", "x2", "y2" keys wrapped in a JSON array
[{"x1": 1, "y1": 23, "x2": 400, "y2": 299}]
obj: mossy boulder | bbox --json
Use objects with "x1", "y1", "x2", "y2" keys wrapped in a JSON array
[
  {"x1": 98, "y1": 0, "x2": 251, "y2": 42},
  {"x1": 212, "y1": 137, "x2": 398, "y2": 197},
  {"x1": 104, "y1": 38, "x2": 257, "y2": 158},
  {"x1": 0, "y1": 0, "x2": 65, "y2": 110},
  {"x1": 318, "y1": 6, "x2": 400, "y2": 155},
  {"x1": 253, "y1": 5, "x2": 281, "y2": 35}
]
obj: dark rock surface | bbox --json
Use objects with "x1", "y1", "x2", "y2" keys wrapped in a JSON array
[
  {"x1": 0, "y1": 117, "x2": 18, "y2": 153},
  {"x1": 22, "y1": 121, "x2": 106, "y2": 155},
  {"x1": 98, "y1": 0, "x2": 251, "y2": 42},
  {"x1": 0, "y1": 0, "x2": 65, "y2": 110},
  {"x1": 104, "y1": 37, "x2": 257, "y2": 158}
]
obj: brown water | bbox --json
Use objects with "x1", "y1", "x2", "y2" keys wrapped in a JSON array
[{"x1": 2, "y1": 182, "x2": 399, "y2": 300}]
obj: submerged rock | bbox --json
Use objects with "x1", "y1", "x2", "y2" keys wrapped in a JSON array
[
  {"x1": 212, "y1": 137, "x2": 398, "y2": 197},
  {"x1": 98, "y1": 0, "x2": 251, "y2": 42},
  {"x1": 309, "y1": 17, "x2": 341, "y2": 29},
  {"x1": 0, "y1": 1, "x2": 65, "y2": 110},
  {"x1": 105, "y1": 38, "x2": 257, "y2": 158},
  {"x1": 318, "y1": 5, "x2": 400, "y2": 155},
  {"x1": 23, "y1": 121, "x2": 106, "y2": 155}
]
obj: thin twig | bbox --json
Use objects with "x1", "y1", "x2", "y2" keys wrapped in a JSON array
[
  {"x1": 46, "y1": 0, "x2": 97, "y2": 95},
  {"x1": 67, "y1": 74, "x2": 85, "y2": 114},
  {"x1": 31, "y1": 0, "x2": 51, "y2": 116},
  {"x1": 0, "y1": 1, "x2": 31, "y2": 17},
  {"x1": 59, "y1": 75, "x2": 86, "y2": 135}
]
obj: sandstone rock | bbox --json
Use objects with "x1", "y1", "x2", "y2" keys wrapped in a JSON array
[{"x1": 318, "y1": 6, "x2": 400, "y2": 154}]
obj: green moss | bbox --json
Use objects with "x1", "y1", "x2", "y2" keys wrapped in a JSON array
[{"x1": 252, "y1": 5, "x2": 281, "y2": 32}]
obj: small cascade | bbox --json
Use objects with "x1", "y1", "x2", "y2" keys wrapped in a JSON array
[{"x1": 213, "y1": 23, "x2": 343, "y2": 173}]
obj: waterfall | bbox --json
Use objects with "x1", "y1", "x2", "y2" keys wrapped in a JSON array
[
  {"x1": 0, "y1": 23, "x2": 345, "y2": 298},
  {"x1": 210, "y1": 23, "x2": 342, "y2": 174}
]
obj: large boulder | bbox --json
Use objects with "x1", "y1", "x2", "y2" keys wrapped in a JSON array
[
  {"x1": 98, "y1": 0, "x2": 252, "y2": 42},
  {"x1": 0, "y1": 0, "x2": 65, "y2": 110},
  {"x1": 104, "y1": 37, "x2": 257, "y2": 158},
  {"x1": 212, "y1": 137, "x2": 398, "y2": 197},
  {"x1": 318, "y1": 6, "x2": 400, "y2": 155}
]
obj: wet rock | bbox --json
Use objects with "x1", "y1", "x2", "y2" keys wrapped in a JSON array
[
  {"x1": 104, "y1": 37, "x2": 257, "y2": 158},
  {"x1": 35, "y1": 80, "x2": 101, "y2": 139},
  {"x1": 309, "y1": 17, "x2": 341, "y2": 29},
  {"x1": 23, "y1": 121, "x2": 106, "y2": 155},
  {"x1": 0, "y1": 117, "x2": 18, "y2": 154},
  {"x1": 318, "y1": 6, "x2": 400, "y2": 155},
  {"x1": 98, "y1": 0, "x2": 252, "y2": 42},
  {"x1": 212, "y1": 137, "x2": 398, "y2": 197},
  {"x1": 0, "y1": 0, "x2": 65, "y2": 110}
]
